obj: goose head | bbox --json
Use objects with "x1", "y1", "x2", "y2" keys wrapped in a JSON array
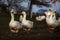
[
  {"x1": 45, "y1": 12, "x2": 53, "y2": 16},
  {"x1": 21, "y1": 11, "x2": 26, "y2": 15},
  {"x1": 45, "y1": 11, "x2": 51, "y2": 16},
  {"x1": 10, "y1": 9, "x2": 14, "y2": 13},
  {"x1": 45, "y1": 10, "x2": 56, "y2": 20},
  {"x1": 21, "y1": 11, "x2": 26, "y2": 20},
  {"x1": 45, "y1": 9, "x2": 54, "y2": 16}
]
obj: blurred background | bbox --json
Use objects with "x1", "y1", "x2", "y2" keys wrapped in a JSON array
[{"x1": 0, "y1": 0, "x2": 60, "y2": 15}]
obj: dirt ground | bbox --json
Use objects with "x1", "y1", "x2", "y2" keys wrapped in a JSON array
[{"x1": 0, "y1": 13, "x2": 60, "y2": 40}]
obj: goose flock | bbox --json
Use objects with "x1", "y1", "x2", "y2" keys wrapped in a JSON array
[{"x1": 9, "y1": 8, "x2": 60, "y2": 33}]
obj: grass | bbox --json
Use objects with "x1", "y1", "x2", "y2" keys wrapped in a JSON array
[{"x1": 0, "y1": 13, "x2": 9, "y2": 30}]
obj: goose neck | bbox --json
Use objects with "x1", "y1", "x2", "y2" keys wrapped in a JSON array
[
  {"x1": 11, "y1": 13, "x2": 14, "y2": 21},
  {"x1": 23, "y1": 14, "x2": 26, "y2": 20}
]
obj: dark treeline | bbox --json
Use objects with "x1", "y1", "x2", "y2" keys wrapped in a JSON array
[{"x1": 0, "y1": 0, "x2": 54, "y2": 13}]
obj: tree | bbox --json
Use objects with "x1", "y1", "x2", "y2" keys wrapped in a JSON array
[{"x1": 29, "y1": 0, "x2": 51, "y2": 18}]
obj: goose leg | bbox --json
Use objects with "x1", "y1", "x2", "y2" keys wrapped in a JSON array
[
  {"x1": 23, "y1": 28, "x2": 31, "y2": 31},
  {"x1": 15, "y1": 29, "x2": 19, "y2": 33},
  {"x1": 13, "y1": 27, "x2": 19, "y2": 33},
  {"x1": 28, "y1": 28, "x2": 31, "y2": 31},
  {"x1": 10, "y1": 27, "x2": 13, "y2": 32},
  {"x1": 10, "y1": 28, "x2": 15, "y2": 33},
  {"x1": 48, "y1": 26, "x2": 55, "y2": 33},
  {"x1": 23, "y1": 28, "x2": 27, "y2": 31},
  {"x1": 49, "y1": 28, "x2": 55, "y2": 33},
  {"x1": 10, "y1": 27, "x2": 19, "y2": 33}
]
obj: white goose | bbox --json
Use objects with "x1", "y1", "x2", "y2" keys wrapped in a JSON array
[
  {"x1": 19, "y1": 11, "x2": 33, "y2": 31},
  {"x1": 45, "y1": 11, "x2": 56, "y2": 26},
  {"x1": 36, "y1": 15, "x2": 45, "y2": 21},
  {"x1": 45, "y1": 8, "x2": 60, "y2": 32},
  {"x1": 9, "y1": 9, "x2": 22, "y2": 33}
]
